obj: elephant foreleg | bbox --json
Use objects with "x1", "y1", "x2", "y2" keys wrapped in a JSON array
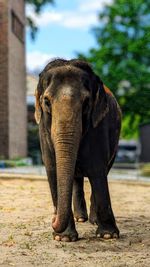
[
  {"x1": 89, "y1": 174, "x2": 119, "y2": 239},
  {"x1": 73, "y1": 176, "x2": 88, "y2": 222}
]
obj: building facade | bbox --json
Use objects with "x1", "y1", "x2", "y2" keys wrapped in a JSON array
[{"x1": 0, "y1": 0, "x2": 27, "y2": 158}]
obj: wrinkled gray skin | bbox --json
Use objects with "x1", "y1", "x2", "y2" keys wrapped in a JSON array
[{"x1": 35, "y1": 59, "x2": 121, "y2": 242}]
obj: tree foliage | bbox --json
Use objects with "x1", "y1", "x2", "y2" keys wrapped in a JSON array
[
  {"x1": 25, "y1": 0, "x2": 54, "y2": 39},
  {"x1": 78, "y1": 0, "x2": 150, "y2": 139}
]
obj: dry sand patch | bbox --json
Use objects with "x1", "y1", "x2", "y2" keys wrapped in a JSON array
[{"x1": 0, "y1": 178, "x2": 150, "y2": 266}]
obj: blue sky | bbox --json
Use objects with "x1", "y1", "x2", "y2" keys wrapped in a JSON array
[{"x1": 26, "y1": 0, "x2": 112, "y2": 72}]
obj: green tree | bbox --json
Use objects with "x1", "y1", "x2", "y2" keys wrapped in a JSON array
[
  {"x1": 78, "y1": 0, "x2": 150, "y2": 139},
  {"x1": 25, "y1": 0, "x2": 54, "y2": 39}
]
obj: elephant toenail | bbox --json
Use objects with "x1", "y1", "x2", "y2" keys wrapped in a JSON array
[
  {"x1": 78, "y1": 218, "x2": 85, "y2": 222},
  {"x1": 55, "y1": 235, "x2": 61, "y2": 241},
  {"x1": 113, "y1": 233, "x2": 118, "y2": 239},
  {"x1": 103, "y1": 234, "x2": 111, "y2": 239},
  {"x1": 96, "y1": 233, "x2": 101, "y2": 238}
]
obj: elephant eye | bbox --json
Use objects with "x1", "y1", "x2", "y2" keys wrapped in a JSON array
[
  {"x1": 43, "y1": 97, "x2": 52, "y2": 115},
  {"x1": 44, "y1": 97, "x2": 50, "y2": 107}
]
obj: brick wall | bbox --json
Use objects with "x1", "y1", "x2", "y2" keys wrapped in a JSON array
[{"x1": 0, "y1": 0, "x2": 27, "y2": 159}]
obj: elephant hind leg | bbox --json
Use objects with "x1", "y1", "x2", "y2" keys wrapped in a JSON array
[
  {"x1": 89, "y1": 193, "x2": 97, "y2": 225},
  {"x1": 73, "y1": 176, "x2": 88, "y2": 222}
]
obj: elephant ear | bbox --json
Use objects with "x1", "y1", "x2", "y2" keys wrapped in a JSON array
[
  {"x1": 92, "y1": 76, "x2": 109, "y2": 128},
  {"x1": 34, "y1": 71, "x2": 45, "y2": 124},
  {"x1": 34, "y1": 89, "x2": 42, "y2": 124}
]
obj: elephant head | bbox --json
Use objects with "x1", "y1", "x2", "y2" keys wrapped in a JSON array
[{"x1": 35, "y1": 59, "x2": 109, "y2": 233}]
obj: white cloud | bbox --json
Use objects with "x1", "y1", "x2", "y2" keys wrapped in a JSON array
[
  {"x1": 61, "y1": 12, "x2": 98, "y2": 29},
  {"x1": 79, "y1": 0, "x2": 113, "y2": 12},
  {"x1": 26, "y1": 51, "x2": 55, "y2": 71},
  {"x1": 26, "y1": 0, "x2": 112, "y2": 30},
  {"x1": 27, "y1": 9, "x2": 63, "y2": 27},
  {"x1": 27, "y1": 9, "x2": 99, "y2": 30}
]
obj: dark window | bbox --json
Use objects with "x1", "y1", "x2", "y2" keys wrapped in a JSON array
[
  {"x1": 11, "y1": 11, "x2": 24, "y2": 43},
  {"x1": 118, "y1": 145, "x2": 137, "y2": 151}
]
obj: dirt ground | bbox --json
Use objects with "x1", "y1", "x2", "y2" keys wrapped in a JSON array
[{"x1": 0, "y1": 177, "x2": 150, "y2": 267}]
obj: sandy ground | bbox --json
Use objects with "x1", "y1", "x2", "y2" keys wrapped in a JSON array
[{"x1": 0, "y1": 177, "x2": 150, "y2": 267}]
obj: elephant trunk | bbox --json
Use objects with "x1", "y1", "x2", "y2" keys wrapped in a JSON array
[{"x1": 52, "y1": 120, "x2": 81, "y2": 233}]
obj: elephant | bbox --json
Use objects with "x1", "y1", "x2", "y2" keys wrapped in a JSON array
[{"x1": 35, "y1": 58, "x2": 121, "y2": 242}]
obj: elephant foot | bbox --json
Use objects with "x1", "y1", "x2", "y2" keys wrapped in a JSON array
[
  {"x1": 52, "y1": 210, "x2": 78, "y2": 242},
  {"x1": 73, "y1": 201, "x2": 88, "y2": 223},
  {"x1": 53, "y1": 228, "x2": 78, "y2": 242},
  {"x1": 73, "y1": 204, "x2": 88, "y2": 223},
  {"x1": 96, "y1": 223, "x2": 119, "y2": 239}
]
